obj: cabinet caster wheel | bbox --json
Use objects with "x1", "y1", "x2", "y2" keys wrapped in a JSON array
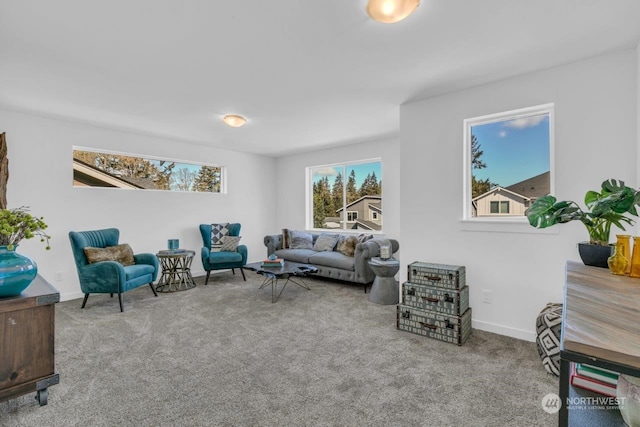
[{"x1": 35, "y1": 388, "x2": 48, "y2": 406}]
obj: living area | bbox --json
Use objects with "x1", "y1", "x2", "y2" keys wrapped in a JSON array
[{"x1": 2, "y1": 1, "x2": 640, "y2": 426}]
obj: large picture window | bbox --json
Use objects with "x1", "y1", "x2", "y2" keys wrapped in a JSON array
[
  {"x1": 463, "y1": 104, "x2": 553, "y2": 220},
  {"x1": 73, "y1": 148, "x2": 224, "y2": 193},
  {"x1": 309, "y1": 159, "x2": 382, "y2": 231}
]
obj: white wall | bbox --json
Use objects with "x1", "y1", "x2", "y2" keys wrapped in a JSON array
[
  {"x1": 400, "y1": 49, "x2": 638, "y2": 341},
  {"x1": 1, "y1": 109, "x2": 276, "y2": 301},
  {"x1": 274, "y1": 136, "x2": 401, "y2": 242}
]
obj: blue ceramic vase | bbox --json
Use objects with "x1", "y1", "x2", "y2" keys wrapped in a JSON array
[{"x1": 0, "y1": 245, "x2": 38, "y2": 297}]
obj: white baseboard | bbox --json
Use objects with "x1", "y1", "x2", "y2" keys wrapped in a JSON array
[
  {"x1": 60, "y1": 291, "x2": 84, "y2": 302},
  {"x1": 59, "y1": 269, "x2": 228, "y2": 301},
  {"x1": 472, "y1": 319, "x2": 535, "y2": 342}
]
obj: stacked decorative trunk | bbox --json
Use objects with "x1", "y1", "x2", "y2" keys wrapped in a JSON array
[{"x1": 396, "y1": 262, "x2": 472, "y2": 346}]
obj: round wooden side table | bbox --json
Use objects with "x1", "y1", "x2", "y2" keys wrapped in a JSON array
[{"x1": 155, "y1": 250, "x2": 196, "y2": 292}]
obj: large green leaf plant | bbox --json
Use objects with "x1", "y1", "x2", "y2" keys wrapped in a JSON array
[{"x1": 526, "y1": 179, "x2": 640, "y2": 246}]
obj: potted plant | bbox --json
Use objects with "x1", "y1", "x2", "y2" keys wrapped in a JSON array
[
  {"x1": 526, "y1": 179, "x2": 640, "y2": 268},
  {"x1": 0, "y1": 206, "x2": 50, "y2": 297}
]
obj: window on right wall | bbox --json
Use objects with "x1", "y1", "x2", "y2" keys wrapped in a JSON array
[{"x1": 463, "y1": 103, "x2": 554, "y2": 221}]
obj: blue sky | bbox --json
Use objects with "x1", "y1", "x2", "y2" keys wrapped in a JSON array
[
  {"x1": 313, "y1": 161, "x2": 382, "y2": 187},
  {"x1": 471, "y1": 114, "x2": 550, "y2": 187}
]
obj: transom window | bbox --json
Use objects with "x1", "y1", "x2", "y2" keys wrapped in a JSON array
[
  {"x1": 463, "y1": 104, "x2": 553, "y2": 220},
  {"x1": 308, "y1": 159, "x2": 382, "y2": 231},
  {"x1": 73, "y1": 148, "x2": 225, "y2": 193}
]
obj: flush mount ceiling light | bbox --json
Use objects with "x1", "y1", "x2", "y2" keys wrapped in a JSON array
[
  {"x1": 366, "y1": 0, "x2": 420, "y2": 24},
  {"x1": 222, "y1": 114, "x2": 247, "y2": 128}
]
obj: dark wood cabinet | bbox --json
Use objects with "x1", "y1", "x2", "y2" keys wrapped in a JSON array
[{"x1": 0, "y1": 275, "x2": 59, "y2": 405}]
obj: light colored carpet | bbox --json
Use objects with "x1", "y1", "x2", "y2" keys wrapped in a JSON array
[{"x1": 2, "y1": 272, "x2": 567, "y2": 426}]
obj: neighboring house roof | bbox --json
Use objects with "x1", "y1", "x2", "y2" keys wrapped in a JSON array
[
  {"x1": 505, "y1": 171, "x2": 550, "y2": 199},
  {"x1": 336, "y1": 195, "x2": 382, "y2": 212},
  {"x1": 73, "y1": 159, "x2": 144, "y2": 189},
  {"x1": 352, "y1": 219, "x2": 379, "y2": 230},
  {"x1": 368, "y1": 203, "x2": 382, "y2": 213},
  {"x1": 472, "y1": 186, "x2": 530, "y2": 202},
  {"x1": 323, "y1": 217, "x2": 342, "y2": 228},
  {"x1": 117, "y1": 175, "x2": 160, "y2": 190}
]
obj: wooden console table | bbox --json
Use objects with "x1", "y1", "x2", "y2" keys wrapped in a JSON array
[
  {"x1": 0, "y1": 275, "x2": 60, "y2": 405},
  {"x1": 559, "y1": 261, "x2": 640, "y2": 426}
]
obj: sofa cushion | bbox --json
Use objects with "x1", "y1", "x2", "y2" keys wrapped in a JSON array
[
  {"x1": 274, "y1": 249, "x2": 316, "y2": 264},
  {"x1": 336, "y1": 235, "x2": 358, "y2": 257},
  {"x1": 290, "y1": 230, "x2": 313, "y2": 249},
  {"x1": 282, "y1": 228, "x2": 291, "y2": 249},
  {"x1": 357, "y1": 233, "x2": 373, "y2": 243},
  {"x1": 309, "y1": 251, "x2": 355, "y2": 271},
  {"x1": 313, "y1": 233, "x2": 339, "y2": 252}
]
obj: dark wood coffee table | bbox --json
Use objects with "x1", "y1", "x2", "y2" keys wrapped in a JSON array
[{"x1": 245, "y1": 261, "x2": 318, "y2": 303}]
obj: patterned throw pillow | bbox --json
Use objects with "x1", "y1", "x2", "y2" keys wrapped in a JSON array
[
  {"x1": 84, "y1": 244, "x2": 135, "y2": 266},
  {"x1": 282, "y1": 228, "x2": 291, "y2": 249},
  {"x1": 313, "y1": 233, "x2": 339, "y2": 252},
  {"x1": 210, "y1": 223, "x2": 230, "y2": 252},
  {"x1": 220, "y1": 236, "x2": 241, "y2": 252},
  {"x1": 336, "y1": 236, "x2": 358, "y2": 257},
  {"x1": 289, "y1": 230, "x2": 313, "y2": 249},
  {"x1": 357, "y1": 233, "x2": 373, "y2": 243}
]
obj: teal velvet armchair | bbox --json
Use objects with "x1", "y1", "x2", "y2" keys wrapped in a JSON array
[
  {"x1": 199, "y1": 223, "x2": 247, "y2": 285},
  {"x1": 69, "y1": 228, "x2": 159, "y2": 312}
]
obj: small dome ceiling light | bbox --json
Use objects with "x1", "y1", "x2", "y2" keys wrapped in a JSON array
[
  {"x1": 223, "y1": 114, "x2": 247, "y2": 128},
  {"x1": 366, "y1": 0, "x2": 420, "y2": 24}
]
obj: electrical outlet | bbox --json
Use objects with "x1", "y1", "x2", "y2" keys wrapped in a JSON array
[
  {"x1": 55, "y1": 271, "x2": 63, "y2": 282},
  {"x1": 482, "y1": 289, "x2": 492, "y2": 304}
]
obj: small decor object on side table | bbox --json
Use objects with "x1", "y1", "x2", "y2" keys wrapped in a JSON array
[
  {"x1": 616, "y1": 234, "x2": 632, "y2": 274},
  {"x1": 379, "y1": 242, "x2": 392, "y2": 260},
  {"x1": 630, "y1": 237, "x2": 640, "y2": 278},
  {"x1": 608, "y1": 241, "x2": 629, "y2": 275},
  {"x1": 0, "y1": 206, "x2": 51, "y2": 297}
]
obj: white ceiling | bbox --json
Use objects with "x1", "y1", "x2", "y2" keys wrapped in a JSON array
[{"x1": 1, "y1": 1, "x2": 639, "y2": 157}]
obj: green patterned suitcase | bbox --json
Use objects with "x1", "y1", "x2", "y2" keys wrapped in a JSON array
[
  {"x1": 407, "y1": 262, "x2": 465, "y2": 290},
  {"x1": 402, "y1": 282, "x2": 469, "y2": 316},
  {"x1": 396, "y1": 305, "x2": 472, "y2": 346}
]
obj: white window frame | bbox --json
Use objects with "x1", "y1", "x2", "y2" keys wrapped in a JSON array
[
  {"x1": 371, "y1": 211, "x2": 379, "y2": 220},
  {"x1": 461, "y1": 104, "x2": 555, "y2": 232},
  {"x1": 347, "y1": 211, "x2": 358, "y2": 221},
  {"x1": 73, "y1": 146, "x2": 227, "y2": 194},
  {"x1": 305, "y1": 158, "x2": 383, "y2": 232}
]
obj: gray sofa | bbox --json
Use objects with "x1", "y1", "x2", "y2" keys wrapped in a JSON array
[{"x1": 264, "y1": 232, "x2": 399, "y2": 291}]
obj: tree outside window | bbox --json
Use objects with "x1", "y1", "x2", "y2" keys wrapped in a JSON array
[
  {"x1": 73, "y1": 148, "x2": 224, "y2": 193},
  {"x1": 310, "y1": 160, "x2": 382, "y2": 231},
  {"x1": 464, "y1": 104, "x2": 553, "y2": 219}
]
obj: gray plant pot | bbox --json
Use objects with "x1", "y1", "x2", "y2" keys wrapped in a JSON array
[{"x1": 577, "y1": 242, "x2": 612, "y2": 268}]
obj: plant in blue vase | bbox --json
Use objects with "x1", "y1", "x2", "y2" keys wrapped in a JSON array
[{"x1": 0, "y1": 206, "x2": 51, "y2": 297}]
